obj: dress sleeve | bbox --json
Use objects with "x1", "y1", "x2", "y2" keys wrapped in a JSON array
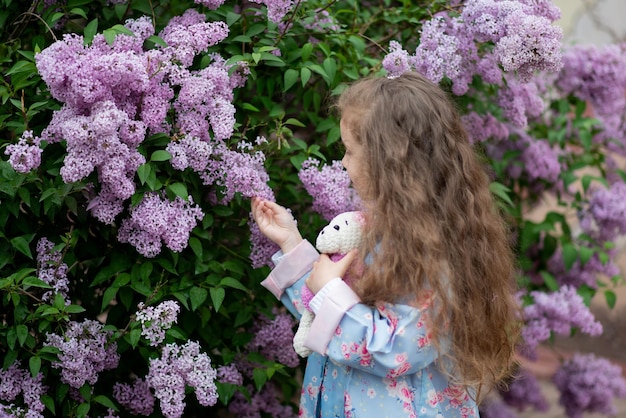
[
  {"x1": 304, "y1": 280, "x2": 440, "y2": 378},
  {"x1": 261, "y1": 239, "x2": 319, "y2": 318}
]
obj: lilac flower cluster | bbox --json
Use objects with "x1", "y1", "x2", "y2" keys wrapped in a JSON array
[
  {"x1": 521, "y1": 286, "x2": 602, "y2": 352},
  {"x1": 553, "y1": 353, "x2": 626, "y2": 418},
  {"x1": 249, "y1": 216, "x2": 280, "y2": 269},
  {"x1": 500, "y1": 368, "x2": 549, "y2": 412},
  {"x1": 461, "y1": 112, "x2": 509, "y2": 144},
  {"x1": 36, "y1": 237, "x2": 70, "y2": 305},
  {"x1": 478, "y1": 398, "x2": 519, "y2": 418},
  {"x1": 34, "y1": 11, "x2": 238, "y2": 234},
  {"x1": 146, "y1": 341, "x2": 218, "y2": 418},
  {"x1": 383, "y1": 0, "x2": 563, "y2": 95},
  {"x1": 228, "y1": 382, "x2": 296, "y2": 418},
  {"x1": 247, "y1": 310, "x2": 299, "y2": 367},
  {"x1": 45, "y1": 319, "x2": 119, "y2": 388},
  {"x1": 547, "y1": 248, "x2": 620, "y2": 289},
  {"x1": 4, "y1": 130, "x2": 42, "y2": 174},
  {"x1": 555, "y1": 44, "x2": 626, "y2": 118},
  {"x1": 202, "y1": 141, "x2": 274, "y2": 204},
  {"x1": 113, "y1": 378, "x2": 155, "y2": 416},
  {"x1": 117, "y1": 193, "x2": 203, "y2": 258},
  {"x1": 216, "y1": 364, "x2": 244, "y2": 386},
  {"x1": 166, "y1": 135, "x2": 212, "y2": 172},
  {"x1": 580, "y1": 182, "x2": 626, "y2": 243},
  {"x1": 194, "y1": 0, "x2": 226, "y2": 10},
  {"x1": 298, "y1": 158, "x2": 361, "y2": 221},
  {"x1": 135, "y1": 300, "x2": 181, "y2": 346},
  {"x1": 496, "y1": 75, "x2": 546, "y2": 128},
  {"x1": 249, "y1": 0, "x2": 295, "y2": 24},
  {"x1": 0, "y1": 362, "x2": 46, "y2": 417}
]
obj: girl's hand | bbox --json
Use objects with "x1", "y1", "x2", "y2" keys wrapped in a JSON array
[
  {"x1": 251, "y1": 197, "x2": 303, "y2": 253},
  {"x1": 306, "y1": 250, "x2": 358, "y2": 294}
]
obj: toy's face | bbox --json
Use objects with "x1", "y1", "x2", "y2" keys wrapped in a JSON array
[{"x1": 316, "y1": 211, "x2": 364, "y2": 254}]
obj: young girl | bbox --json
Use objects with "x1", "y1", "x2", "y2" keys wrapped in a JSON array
[{"x1": 251, "y1": 71, "x2": 520, "y2": 417}]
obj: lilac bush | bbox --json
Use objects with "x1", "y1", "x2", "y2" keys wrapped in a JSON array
[{"x1": 1, "y1": 0, "x2": 626, "y2": 417}]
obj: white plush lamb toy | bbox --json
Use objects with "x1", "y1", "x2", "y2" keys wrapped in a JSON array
[{"x1": 293, "y1": 211, "x2": 365, "y2": 357}]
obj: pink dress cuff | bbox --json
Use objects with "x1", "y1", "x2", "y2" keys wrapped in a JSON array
[
  {"x1": 261, "y1": 240, "x2": 319, "y2": 299},
  {"x1": 304, "y1": 280, "x2": 361, "y2": 354}
]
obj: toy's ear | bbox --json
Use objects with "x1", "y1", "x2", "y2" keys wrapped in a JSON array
[{"x1": 352, "y1": 211, "x2": 365, "y2": 227}]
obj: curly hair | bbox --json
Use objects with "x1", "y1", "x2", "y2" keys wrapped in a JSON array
[{"x1": 335, "y1": 72, "x2": 521, "y2": 400}]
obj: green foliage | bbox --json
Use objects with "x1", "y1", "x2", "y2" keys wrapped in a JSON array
[{"x1": 0, "y1": 0, "x2": 623, "y2": 416}]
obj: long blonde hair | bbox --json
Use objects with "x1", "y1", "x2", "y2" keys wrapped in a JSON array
[{"x1": 336, "y1": 72, "x2": 521, "y2": 399}]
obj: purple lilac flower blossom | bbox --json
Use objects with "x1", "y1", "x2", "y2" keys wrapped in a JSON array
[
  {"x1": 117, "y1": 193, "x2": 203, "y2": 257},
  {"x1": 497, "y1": 76, "x2": 545, "y2": 128},
  {"x1": 249, "y1": 0, "x2": 294, "y2": 23},
  {"x1": 521, "y1": 286, "x2": 602, "y2": 352},
  {"x1": 194, "y1": 0, "x2": 226, "y2": 9},
  {"x1": 547, "y1": 248, "x2": 620, "y2": 289},
  {"x1": 247, "y1": 310, "x2": 299, "y2": 367},
  {"x1": 479, "y1": 398, "x2": 519, "y2": 418},
  {"x1": 4, "y1": 130, "x2": 42, "y2": 173},
  {"x1": 553, "y1": 353, "x2": 626, "y2": 418},
  {"x1": 580, "y1": 182, "x2": 626, "y2": 243},
  {"x1": 45, "y1": 320, "x2": 119, "y2": 388},
  {"x1": 136, "y1": 300, "x2": 181, "y2": 346},
  {"x1": 500, "y1": 368, "x2": 549, "y2": 412},
  {"x1": 382, "y1": 41, "x2": 412, "y2": 79},
  {"x1": 228, "y1": 382, "x2": 296, "y2": 418},
  {"x1": 298, "y1": 158, "x2": 361, "y2": 221},
  {"x1": 113, "y1": 378, "x2": 155, "y2": 416},
  {"x1": 36, "y1": 237, "x2": 70, "y2": 305},
  {"x1": 216, "y1": 364, "x2": 244, "y2": 386},
  {"x1": 146, "y1": 341, "x2": 218, "y2": 418},
  {"x1": 249, "y1": 216, "x2": 280, "y2": 269},
  {"x1": 461, "y1": 112, "x2": 509, "y2": 144}
]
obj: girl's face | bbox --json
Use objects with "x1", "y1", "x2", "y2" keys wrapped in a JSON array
[{"x1": 340, "y1": 116, "x2": 368, "y2": 198}]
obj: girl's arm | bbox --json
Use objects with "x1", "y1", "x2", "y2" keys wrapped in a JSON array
[
  {"x1": 261, "y1": 239, "x2": 319, "y2": 318},
  {"x1": 305, "y1": 279, "x2": 440, "y2": 378}
]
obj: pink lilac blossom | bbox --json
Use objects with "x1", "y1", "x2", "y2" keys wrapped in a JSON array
[
  {"x1": 36, "y1": 237, "x2": 70, "y2": 305},
  {"x1": 411, "y1": 16, "x2": 462, "y2": 85},
  {"x1": 44, "y1": 319, "x2": 120, "y2": 388},
  {"x1": 382, "y1": 41, "x2": 412, "y2": 79},
  {"x1": 216, "y1": 364, "x2": 244, "y2": 386},
  {"x1": 113, "y1": 378, "x2": 155, "y2": 416},
  {"x1": 553, "y1": 353, "x2": 626, "y2": 418},
  {"x1": 0, "y1": 363, "x2": 46, "y2": 418},
  {"x1": 301, "y1": 9, "x2": 340, "y2": 33},
  {"x1": 298, "y1": 158, "x2": 361, "y2": 221},
  {"x1": 555, "y1": 44, "x2": 626, "y2": 118},
  {"x1": 117, "y1": 193, "x2": 204, "y2": 257},
  {"x1": 497, "y1": 75, "x2": 545, "y2": 128},
  {"x1": 547, "y1": 249, "x2": 620, "y2": 289},
  {"x1": 247, "y1": 310, "x2": 299, "y2": 367},
  {"x1": 135, "y1": 300, "x2": 181, "y2": 346},
  {"x1": 194, "y1": 0, "x2": 226, "y2": 9},
  {"x1": 499, "y1": 368, "x2": 549, "y2": 412},
  {"x1": 461, "y1": 111, "x2": 509, "y2": 144},
  {"x1": 249, "y1": 216, "x2": 280, "y2": 269},
  {"x1": 479, "y1": 398, "x2": 519, "y2": 418},
  {"x1": 4, "y1": 130, "x2": 42, "y2": 173},
  {"x1": 249, "y1": 0, "x2": 295, "y2": 24},
  {"x1": 166, "y1": 135, "x2": 213, "y2": 172},
  {"x1": 579, "y1": 182, "x2": 626, "y2": 242},
  {"x1": 146, "y1": 341, "x2": 218, "y2": 418},
  {"x1": 521, "y1": 286, "x2": 602, "y2": 352},
  {"x1": 202, "y1": 142, "x2": 274, "y2": 204},
  {"x1": 159, "y1": 9, "x2": 229, "y2": 67},
  {"x1": 228, "y1": 382, "x2": 296, "y2": 418}
]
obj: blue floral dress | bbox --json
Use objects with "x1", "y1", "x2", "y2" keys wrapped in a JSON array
[{"x1": 262, "y1": 240, "x2": 479, "y2": 418}]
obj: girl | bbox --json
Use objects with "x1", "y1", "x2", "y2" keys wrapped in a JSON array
[{"x1": 251, "y1": 71, "x2": 520, "y2": 417}]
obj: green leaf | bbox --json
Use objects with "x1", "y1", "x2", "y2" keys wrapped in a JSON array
[
  {"x1": 189, "y1": 237, "x2": 202, "y2": 258},
  {"x1": 10, "y1": 236, "x2": 33, "y2": 259},
  {"x1": 84, "y1": 18, "x2": 98, "y2": 44},
  {"x1": 167, "y1": 182, "x2": 188, "y2": 199},
  {"x1": 93, "y1": 395, "x2": 117, "y2": 410},
  {"x1": 146, "y1": 35, "x2": 167, "y2": 48},
  {"x1": 219, "y1": 277, "x2": 248, "y2": 292},
  {"x1": 16, "y1": 324, "x2": 28, "y2": 346},
  {"x1": 76, "y1": 402, "x2": 90, "y2": 418},
  {"x1": 129, "y1": 328, "x2": 141, "y2": 348},
  {"x1": 253, "y1": 367, "x2": 267, "y2": 390},
  {"x1": 137, "y1": 163, "x2": 151, "y2": 185},
  {"x1": 22, "y1": 277, "x2": 52, "y2": 289},
  {"x1": 489, "y1": 182, "x2": 514, "y2": 206},
  {"x1": 605, "y1": 289, "x2": 617, "y2": 309},
  {"x1": 29, "y1": 355, "x2": 41, "y2": 378},
  {"x1": 210, "y1": 287, "x2": 225, "y2": 312},
  {"x1": 151, "y1": 150, "x2": 171, "y2": 162},
  {"x1": 283, "y1": 69, "x2": 298, "y2": 92},
  {"x1": 561, "y1": 243, "x2": 578, "y2": 270},
  {"x1": 189, "y1": 286, "x2": 208, "y2": 311},
  {"x1": 300, "y1": 67, "x2": 312, "y2": 87},
  {"x1": 301, "y1": 43, "x2": 313, "y2": 61},
  {"x1": 539, "y1": 271, "x2": 559, "y2": 292}
]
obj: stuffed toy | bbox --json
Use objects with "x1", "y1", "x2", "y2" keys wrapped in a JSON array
[{"x1": 293, "y1": 211, "x2": 365, "y2": 357}]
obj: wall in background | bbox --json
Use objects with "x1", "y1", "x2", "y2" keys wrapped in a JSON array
[{"x1": 553, "y1": 0, "x2": 626, "y2": 45}]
